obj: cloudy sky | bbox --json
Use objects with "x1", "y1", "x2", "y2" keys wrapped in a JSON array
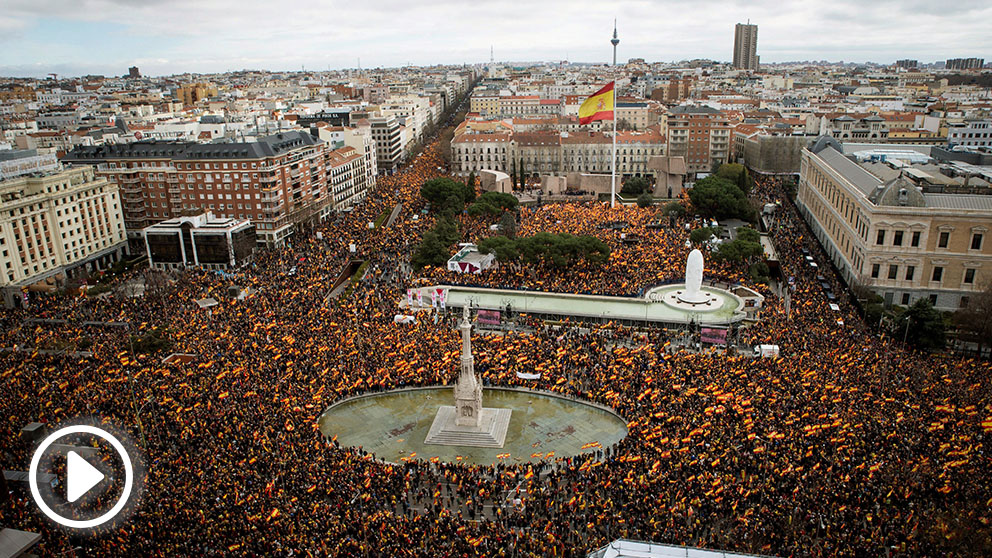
[{"x1": 1, "y1": 0, "x2": 990, "y2": 78}]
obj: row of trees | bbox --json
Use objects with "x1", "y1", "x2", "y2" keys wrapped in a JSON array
[{"x1": 478, "y1": 233, "x2": 610, "y2": 269}]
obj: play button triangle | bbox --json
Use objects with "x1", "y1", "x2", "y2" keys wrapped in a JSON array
[{"x1": 66, "y1": 451, "x2": 105, "y2": 503}]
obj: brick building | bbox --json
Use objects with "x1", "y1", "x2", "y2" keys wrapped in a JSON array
[
  {"x1": 666, "y1": 106, "x2": 732, "y2": 176},
  {"x1": 63, "y1": 131, "x2": 359, "y2": 249}
]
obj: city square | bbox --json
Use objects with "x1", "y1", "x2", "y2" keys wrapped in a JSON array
[{"x1": 1, "y1": 5, "x2": 991, "y2": 557}]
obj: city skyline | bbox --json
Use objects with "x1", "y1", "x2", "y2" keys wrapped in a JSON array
[{"x1": 1, "y1": 0, "x2": 991, "y2": 78}]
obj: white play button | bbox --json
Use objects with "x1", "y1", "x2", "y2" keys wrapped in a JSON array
[{"x1": 66, "y1": 451, "x2": 105, "y2": 503}]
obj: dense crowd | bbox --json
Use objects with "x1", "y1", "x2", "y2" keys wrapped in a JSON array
[{"x1": 1, "y1": 134, "x2": 991, "y2": 557}]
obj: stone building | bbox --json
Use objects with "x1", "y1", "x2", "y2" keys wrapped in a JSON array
[
  {"x1": 0, "y1": 163, "x2": 127, "y2": 307},
  {"x1": 797, "y1": 137, "x2": 992, "y2": 310}
]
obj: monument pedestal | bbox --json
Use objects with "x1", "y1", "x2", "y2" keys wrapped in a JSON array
[{"x1": 424, "y1": 406, "x2": 512, "y2": 448}]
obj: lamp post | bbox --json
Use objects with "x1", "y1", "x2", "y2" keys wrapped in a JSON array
[{"x1": 126, "y1": 323, "x2": 148, "y2": 449}]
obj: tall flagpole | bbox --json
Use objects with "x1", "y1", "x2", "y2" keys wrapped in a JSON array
[{"x1": 611, "y1": 81, "x2": 617, "y2": 208}]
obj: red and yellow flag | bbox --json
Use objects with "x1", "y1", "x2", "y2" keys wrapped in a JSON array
[{"x1": 578, "y1": 82, "x2": 614, "y2": 125}]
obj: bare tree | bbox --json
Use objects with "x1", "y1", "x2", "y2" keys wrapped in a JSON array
[{"x1": 954, "y1": 280, "x2": 992, "y2": 357}]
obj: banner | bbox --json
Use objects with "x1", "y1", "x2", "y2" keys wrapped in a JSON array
[
  {"x1": 406, "y1": 289, "x2": 413, "y2": 307},
  {"x1": 416, "y1": 290, "x2": 424, "y2": 307},
  {"x1": 431, "y1": 290, "x2": 438, "y2": 308},
  {"x1": 516, "y1": 371, "x2": 541, "y2": 380},
  {"x1": 436, "y1": 288, "x2": 447, "y2": 310},
  {"x1": 477, "y1": 309, "x2": 501, "y2": 325},
  {"x1": 700, "y1": 327, "x2": 728, "y2": 345}
]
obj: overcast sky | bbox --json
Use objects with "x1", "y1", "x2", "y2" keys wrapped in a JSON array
[{"x1": 1, "y1": 0, "x2": 990, "y2": 78}]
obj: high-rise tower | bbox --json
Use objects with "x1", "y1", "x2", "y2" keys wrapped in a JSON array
[
  {"x1": 733, "y1": 22, "x2": 759, "y2": 71},
  {"x1": 611, "y1": 20, "x2": 620, "y2": 66}
]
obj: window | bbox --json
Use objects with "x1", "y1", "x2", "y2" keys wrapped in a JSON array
[
  {"x1": 938, "y1": 231, "x2": 949, "y2": 248},
  {"x1": 960, "y1": 296, "x2": 970, "y2": 308},
  {"x1": 911, "y1": 231, "x2": 921, "y2": 247},
  {"x1": 964, "y1": 268, "x2": 976, "y2": 284},
  {"x1": 888, "y1": 265, "x2": 898, "y2": 280},
  {"x1": 972, "y1": 233, "x2": 983, "y2": 250},
  {"x1": 901, "y1": 293, "x2": 910, "y2": 305},
  {"x1": 871, "y1": 263, "x2": 880, "y2": 278},
  {"x1": 876, "y1": 230, "x2": 885, "y2": 245},
  {"x1": 929, "y1": 294, "x2": 938, "y2": 306},
  {"x1": 905, "y1": 266, "x2": 915, "y2": 281},
  {"x1": 932, "y1": 266, "x2": 943, "y2": 282},
  {"x1": 893, "y1": 231, "x2": 903, "y2": 246}
]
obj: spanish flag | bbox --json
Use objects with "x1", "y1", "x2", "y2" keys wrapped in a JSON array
[{"x1": 578, "y1": 82, "x2": 614, "y2": 125}]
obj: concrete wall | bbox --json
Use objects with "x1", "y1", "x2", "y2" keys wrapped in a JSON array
[
  {"x1": 743, "y1": 135, "x2": 813, "y2": 175},
  {"x1": 479, "y1": 169, "x2": 512, "y2": 194}
]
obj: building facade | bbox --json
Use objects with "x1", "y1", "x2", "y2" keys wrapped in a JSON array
[
  {"x1": 63, "y1": 131, "x2": 337, "y2": 249},
  {"x1": 666, "y1": 106, "x2": 732, "y2": 176},
  {"x1": 733, "y1": 23, "x2": 759, "y2": 71},
  {"x1": 947, "y1": 119, "x2": 992, "y2": 148},
  {"x1": 945, "y1": 58, "x2": 985, "y2": 70},
  {"x1": 797, "y1": 137, "x2": 992, "y2": 311},
  {"x1": 451, "y1": 129, "x2": 665, "y2": 180},
  {"x1": 369, "y1": 116, "x2": 404, "y2": 172},
  {"x1": 0, "y1": 165, "x2": 127, "y2": 307},
  {"x1": 144, "y1": 212, "x2": 255, "y2": 270}
]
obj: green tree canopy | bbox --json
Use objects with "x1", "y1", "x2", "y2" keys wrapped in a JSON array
[
  {"x1": 412, "y1": 231, "x2": 449, "y2": 270},
  {"x1": 636, "y1": 192, "x2": 654, "y2": 208},
  {"x1": 478, "y1": 233, "x2": 610, "y2": 269},
  {"x1": 421, "y1": 178, "x2": 475, "y2": 213},
  {"x1": 715, "y1": 163, "x2": 752, "y2": 194},
  {"x1": 622, "y1": 176, "x2": 651, "y2": 196},
  {"x1": 712, "y1": 234, "x2": 763, "y2": 263},
  {"x1": 663, "y1": 201, "x2": 687, "y2": 218},
  {"x1": 688, "y1": 176, "x2": 754, "y2": 221},
  {"x1": 690, "y1": 227, "x2": 716, "y2": 245},
  {"x1": 468, "y1": 191, "x2": 519, "y2": 216}
]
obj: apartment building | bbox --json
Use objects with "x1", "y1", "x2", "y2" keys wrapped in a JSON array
[
  {"x1": 63, "y1": 131, "x2": 336, "y2": 249},
  {"x1": 666, "y1": 105, "x2": 732, "y2": 176},
  {"x1": 0, "y1": 160, "x2": 127, "y2": 307},
  {"x1": 797, "y1": 137, "x2": 992, "y2": 310},
  {"x1": 369, "y1": 115, "x2": 404, "y2": 172},
  {"x1": 947, "y1": 119, "x2": 992, "y2": 148}
]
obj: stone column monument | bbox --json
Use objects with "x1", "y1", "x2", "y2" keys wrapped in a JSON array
[
  {"x1": 453, "y1": 305, "x2": 482, "y2": 427},
  {"x1": 425, "y1": 306, "x2": 512, "y2": 448}
]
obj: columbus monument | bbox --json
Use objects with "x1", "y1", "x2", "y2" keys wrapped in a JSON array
[{"x1": 424, "y1": 306, "x2": 512, "y2": 448}]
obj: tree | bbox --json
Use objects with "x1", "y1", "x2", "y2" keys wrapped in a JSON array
[
  {"x1": 688, "y1": 175, "x2": 754, "y2": 221},
  {"x1": 433, "y1": 216, "x2": 460, "y2": 246},
  {"x1": 712, "y1": 233, "x2": 763, "y2": 263},
  {"x1": 439, "y1": 128, "x2": 455, "y2": 166},
  {"x1": 467, "y1": 171, "x2": 476, "y2": 189},
  {"x1": 663, "y1": 201, "x2": 687, "y2": 218},
  {"x1": 478, "y1": 235, "x2": 519, "y2": 261},
  {"x1": 715, "y1": 163, "x2": 752, "y2": 195},
  {"x1": 953, "y1": 280, "x2": 992, "y2": 356},
  {"x1": 478, "y1": 233, "x2": 610, "y2": 269},
  {"x1": 412, "y1": 231, "x2": 449, "y2": 270},
  {"x1": 421, "y1": 178, "x2": 474, "y2": 213},
  {"x1": 636, "y1": 192, "x2": 654, "y2": 208},
  {"x1": 468, "y1": 191, "x2": 519, "y2": 216},
  {"x1": 518, "y1": 160, "x2": 526, "y2": 189},
  {"x1": 690, "y1": 227, "x2": 715, "y2": 245},
  {"x1": 499, "y1": 211, "x2": 518, "y2": 239},
  {"x1": 621, "y1": 176, "x2": 650, "y2": 196},
  {"x1": 895, "y1": 298, "x2": 947, "y2": 351}
]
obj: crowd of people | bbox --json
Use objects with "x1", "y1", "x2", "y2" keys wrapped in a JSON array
[{"x1": 1, "y1": 132, "x2": 990, "y2": 557}]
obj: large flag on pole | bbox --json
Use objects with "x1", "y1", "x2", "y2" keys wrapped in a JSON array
[{"x1": 578, "y1": 82, "x2": 615, "y2": 125}]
